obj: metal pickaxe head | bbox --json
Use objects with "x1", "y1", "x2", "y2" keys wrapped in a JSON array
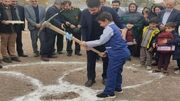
[{"x1": 38, "y1": 13, "x2": 59, "y2": 34}]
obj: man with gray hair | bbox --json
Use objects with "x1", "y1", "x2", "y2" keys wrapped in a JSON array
[
  {"x1": 40, "y1": 0, "x2": 65, "y2": 61},
  {"x1": 25, "y1": 0, "x2": 46, "y2": 57},
  {"x1": 158, "y1": 0, "x2": 180, "y2": 33}
]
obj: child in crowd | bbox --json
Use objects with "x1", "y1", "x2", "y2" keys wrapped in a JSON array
[
  {"x1": 122, "y1": 22, "x2": 137, "y2": 58},
  {"x1": 153, "y1": 22, "x2": 175, "y2": 75},
  {"x1": 140, "y1": 18, "x2": 160, "y2": 70},
  {"x1": 81, "y1": 12, "x2": 130, "y2": 98}
]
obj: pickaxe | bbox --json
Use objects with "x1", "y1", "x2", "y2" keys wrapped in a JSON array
[{"x1": 39, "y1": 13, "x2": 104, "y2": 57}]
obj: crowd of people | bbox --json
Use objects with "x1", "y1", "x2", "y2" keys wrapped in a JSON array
[{"x1": 0, "y1": 0, "x2": 180, "y2": 98}]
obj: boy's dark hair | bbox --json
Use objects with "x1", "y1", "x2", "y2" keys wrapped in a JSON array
[
  {"x1": 165, "y1": 22, "x2": 176, "y2": 28},
  {"x1": 149, "y1": 17, "x2": 158, "y2": 24},
  {"x1": 112, "y1": 0, "x2": 121, "y2": 5},
  {"x1": 86, "y1": 0, "x2": 100, "y2": 8},
  {"x1": 96, "y1": 12, "x2": 113, "y2": 22},
  {"x1": 63, "y1": 0, "x2": 72, "y2": 5}
]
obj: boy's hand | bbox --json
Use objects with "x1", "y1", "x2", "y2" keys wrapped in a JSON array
[
  {"x1": 99, "y1": 52, "x2": 107, "y2": 57},
  {"x1": 153, "y1": 43, "x2": 156, "y2": 48}
]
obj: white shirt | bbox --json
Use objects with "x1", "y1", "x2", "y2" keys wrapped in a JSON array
[
  {"x1": 162, "y1": 9, "x2": 173, "y2": 25},
  {"x1": 86, "y1": 22, "x2": 114, "y2": 48}
]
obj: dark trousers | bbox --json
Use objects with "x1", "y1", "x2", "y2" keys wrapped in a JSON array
[
  {"x1": 176, "y1": 59, "x2": 180, "y2": 70},
  {"x1": 16, "y1": 29, "x2": 24, "y2": 55},
  {"x1": 128, "y1": 45, "x2": 136, "y2": 57},
  {"x1": 66, "y1": 32, "x2": 81, "y2": 54},
  {"x1": 56, "y1": 34, "x2": 64, "y2": 52},
  {"x1": 158, "y1": 52, "x2": 172, "y2": 70},
  {"x1": 40, "y1": 31, "x2": 56, "y2": 57},
  {"x1": 86, "y1": 46, "x2": 108, "y2": 81},
  {"x1": 104, "y1": 58, "x2": 126, "y2": 95}
]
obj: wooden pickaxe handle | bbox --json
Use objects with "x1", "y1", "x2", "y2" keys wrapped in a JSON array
[{"x1": 45, "y1": 22, "x2": 103, "y2": 57}]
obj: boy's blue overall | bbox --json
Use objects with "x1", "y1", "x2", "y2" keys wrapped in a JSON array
[{"x1": 103, "y1": 24, "x2": 130, "y2": 95}]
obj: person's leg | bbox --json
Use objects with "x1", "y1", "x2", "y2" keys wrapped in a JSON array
[
  {"x1": 74, "y1": 32, "x2": 81, "y2": 55},
  {"x1": 157, "y1": 53, "x2": 163, "y2": 71},
  {"x1": 16, "y1": 29, "x2": 24, "y2": 56},
  {"x1": 66, "y1": 39, "x2": 73, "y2": 56},
  {"x1": 1, "y1": 34, "x2": 9, "y2": 57},
  {"x1": 8, "y1": 33, "x2": 17, "y2": 57},
  {"x1": 115, "y1": 60, "x2": 125, "y2": 92},
  {"x1": 30, "y1": 30, "x2": 39, "y2": 54},
  {"x1": 85, "y1": 50, "x2": 97, "y2": 87},
  {"x1": 103, "y1": 58, "x2": 125, "y2": 95},
  {"x1": 140, "y1": 47, "x2": 146, "y2": 65},
  {"x1": 146, "y1": 50, "x2": 152, "y2": 66},
  {"x1": 8, "y1": 33, "x2": 20, "y2": 62},
  {"x1": 163, "y1": 53, "x2": 172, "y2": 71},
  {"x1": 87, "y1": 50, "x2": 97, "y2": 80},
  {"x1": 177, "y1": 59, "x2": 180, "y2": 70},
  {"x1": 56, "y1": 34, "x2": 64, "y2": 53},
  {"x1": 41, "y1": 32, "x2": 56, "y2": 61}
]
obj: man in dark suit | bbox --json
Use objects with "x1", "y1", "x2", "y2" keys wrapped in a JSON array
[
  {"x1": 11, "y1": 0, "x2": 28, "y2": 57},
  {"x1": 80, "y1": 0, "x2": 122, "y2": 87},
  {"x1": 158, "y1": 0, "x2": 180, "y2": 33},
  {"x1": 40, "y1": 0, "x2": 65, "y2": 61}
]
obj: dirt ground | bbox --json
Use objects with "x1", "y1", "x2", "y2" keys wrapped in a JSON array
[{"x1": 0, "y1": 31, "x2": 180, "y2": 101}]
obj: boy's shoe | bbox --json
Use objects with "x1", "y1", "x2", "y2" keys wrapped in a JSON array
[
  {"x1": 84, "y1": 80, "x2": 96, "y2": 87},
  {"x1": 96, "y1": 93, "x2": 116, "y2": 98},
  {"x1": 3, "y1": 57, "x2": 12, "y2": 63},
  {"x1": 174, "y1": 70, "x2": 180, "y2": 74},
  {"x1": 146, "y1": 66, "x2": 152, "y2": 70},
  {"x1": 11, "y1": 57, "x2": 21, "y2": 62},
  {"x1": 115, "y1": 89, "x2": 123, "y2": 94}
]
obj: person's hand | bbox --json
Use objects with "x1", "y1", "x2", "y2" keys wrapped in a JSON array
[
  {"x1": 70, "y1": 24, "x2": 76, "y2": 29},
  {"x1": 80, "y1": 41, "x2": 87, "y2": 47},
  {"x1": 153, "y1": 43, "x2": 156, "y2": 48},
  {"x1": 162, "y1": 39, "x2": 168, "y2": 44},
  {"x1": 121, "y1": 28, "x2": 128, "y2": 40},
  {"x1": 80, "y1": 41, "x2": 90, "y2": 51},
  {"x1": 61, "y1": 24, "x2": 65, "y2": 30},
  {"x1": 36, "y1": 24, "x2": 41, "y2": 28},
  {"x1": 133, "y1": 39, "x2": 137, "y2": 45},
  {"x1": 99, "y1": 52, "x2": 107, "y2": 57},
  {"x1": 65, "y1": 21, "x2": 71, "y2": 26},
  {"x1": 77, "y1": 25, "x2": 81, "y2": 28}
]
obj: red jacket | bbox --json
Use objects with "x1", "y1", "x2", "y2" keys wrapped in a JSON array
[{"x1": 157, "y1": 32, "x2": 174, "y2": 46}]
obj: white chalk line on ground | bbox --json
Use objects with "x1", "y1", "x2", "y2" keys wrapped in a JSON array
[{"x1": 0, "y1": 61, "x2": 164, "y2": 101}]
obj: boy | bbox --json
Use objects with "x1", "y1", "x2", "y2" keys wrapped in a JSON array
[
  {"x1": 153, "y1": 22, "x2": 175, "y2": 75},
  {"x1": 81, "y1": 12, "x2": 130, "y2": 98},
  {"x1": 140, "y1": 18, "x2": 160, "y2": 70}
]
